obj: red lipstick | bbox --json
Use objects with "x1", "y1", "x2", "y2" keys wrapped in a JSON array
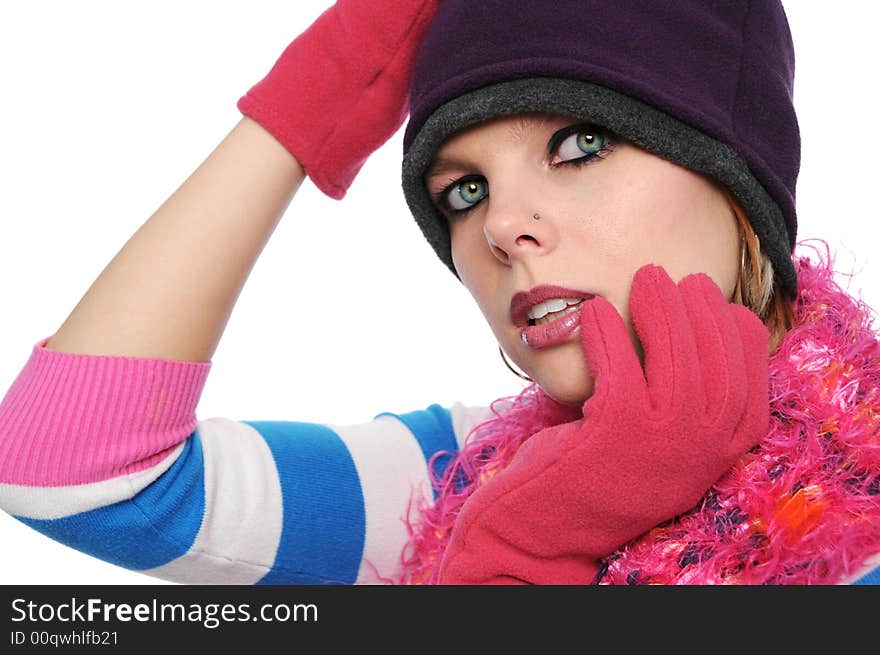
[{"x1": 509, "y1": 285, "x2": 596, "y2": 350}]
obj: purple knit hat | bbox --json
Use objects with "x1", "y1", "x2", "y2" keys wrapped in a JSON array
[{"x1": 401, "y1": 0, "x2": 801, "y2": 299}]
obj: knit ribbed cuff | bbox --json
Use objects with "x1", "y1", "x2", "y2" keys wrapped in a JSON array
[{"x1": 0, "y1": 336, "x2": 212, "y2": 486}]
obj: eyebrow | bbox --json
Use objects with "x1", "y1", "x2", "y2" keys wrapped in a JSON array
[
  {"x1": 507, "y1": 115, "x2": 554, "y2": 142},
  {"x1": 425, "y1": 115, "x2": 557, "y2": 181},
  {"x1": 425, "y1": 155, "x2": 474, "y2": 181}
]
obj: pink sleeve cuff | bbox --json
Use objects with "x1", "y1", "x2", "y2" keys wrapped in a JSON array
[{"x1": 0, "y1": 335, "x2": 212, "y2": 486}]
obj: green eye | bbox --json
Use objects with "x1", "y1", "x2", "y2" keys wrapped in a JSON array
[
  {"x1": 556, "y1": 129, "x2": 605, "y2": 161},
  {"x1": 446, "y1": 176, "x2": 487, "y2": 212}
]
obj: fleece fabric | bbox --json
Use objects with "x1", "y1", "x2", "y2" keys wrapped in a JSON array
[
  {"x1": 438, "y1": 265, "x2": 771, "y2": 584},
  {"x1": 238, "y1": 0, "x2": 441, "y2": 199}
]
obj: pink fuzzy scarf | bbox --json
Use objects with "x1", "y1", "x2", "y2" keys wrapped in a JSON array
[{"x1": 397, "y1": 239, "x2": 880, "y2": 584}]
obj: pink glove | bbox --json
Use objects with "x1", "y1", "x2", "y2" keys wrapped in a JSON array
[
  {"x1": 438, "y1": 264, "x2": 770, "y2": 584},
  {"x1": 237, "y1": 0, "x2": 441, "y2": 199}
]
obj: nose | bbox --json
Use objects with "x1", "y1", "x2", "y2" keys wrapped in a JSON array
[{"x1": 483, "y1": 202, "x2": 558, "y2": 266}]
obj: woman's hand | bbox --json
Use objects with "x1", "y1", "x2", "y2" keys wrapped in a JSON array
[
  {"x1": 438, "y1": 263, "x2": 771, "y2": 584},
  {"x1": 237, "y1": 0, "x2": 442, "y2": 200}
]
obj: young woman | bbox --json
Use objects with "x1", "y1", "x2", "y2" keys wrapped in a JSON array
[{"x1": 1, "y1": 0, "x2": 878, "y2": 584}]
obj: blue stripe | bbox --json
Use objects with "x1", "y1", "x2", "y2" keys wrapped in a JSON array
[
  {"x1": 374, "y1": 404, "x2": 459, "y2": 498},
  {"x1": 14, "y1": 432, "x2": 205, "y2": 570},
  {"x1": 851, "y1": 564, "x2": 880, "y2": 585},
  {"x1": 243, "y1": 421, "x2": 365, "y2": 585}
]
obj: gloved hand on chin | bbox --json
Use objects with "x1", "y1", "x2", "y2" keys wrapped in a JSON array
[{"x1": 438, "y1": 263, "x2": 771, "y2": 585}]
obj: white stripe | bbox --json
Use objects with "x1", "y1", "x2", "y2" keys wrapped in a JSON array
[
  {"x1": 449, "y1": 402, "x2": 494, "y2": 449},
  {"x1": 141, "y1": 418, "x2": 283, "y2": 585},
  {"x1": 330, "y1": 415, "x2": 435, "y2": 585},
  {"x1": 838, "y1": 550, "x2": 880, "y2": 585},
  {"x1": 0, "y1": 441, "x2": 185, "y2": 519}
]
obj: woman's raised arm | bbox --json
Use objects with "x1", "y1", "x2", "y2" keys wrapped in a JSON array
[
  {"x1": 0, "y1": 0, "x2": 445, "y2": 585},
  {"x1": 46, "y1": 0, "x2": 442, "y2": 363},
  {"x1": 46, "y1": 116, "x2": 304, "y2": 363}
]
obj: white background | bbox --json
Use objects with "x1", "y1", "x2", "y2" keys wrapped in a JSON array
[{"x1": 1, "y1": 1, "x2": 878, "y2": 584}]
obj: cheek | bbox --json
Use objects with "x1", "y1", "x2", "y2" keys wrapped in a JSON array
[
  {"x1": 617, "y1": 163, "x2": 697, "y2": 240},
  {"x1": 449, "y1": 220, "x2": 474, "y2": 276},
  {"x1": 612, "y1": 160, "x2": 739, "y2": 292},
  {"x1": 450, "y1": 223, "x2": 503, "y2": 322},
  {"x1": 450, "y1": 220, "x2": 494, "y2": 288}
]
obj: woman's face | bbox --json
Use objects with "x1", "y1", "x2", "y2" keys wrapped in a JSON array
[{"x1": 426, "y1": 111, "x2": 741, "y2": 407}]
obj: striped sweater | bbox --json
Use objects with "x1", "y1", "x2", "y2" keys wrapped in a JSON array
[
  {"x1": 1, "y1": 336, "x2": 878, "y2": 584},
  {"x1": 0, "y1": 335, "x2": 492, "y2": 584}
]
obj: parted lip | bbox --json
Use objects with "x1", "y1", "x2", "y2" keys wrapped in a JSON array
[{"x1": 509, "y1": 285, "x2": 596, "y2": 328}]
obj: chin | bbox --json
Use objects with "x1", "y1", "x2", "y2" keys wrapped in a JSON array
[
  {"x1": 533, "y1": 360, "x2": 595, "y2": 408},
  {"x1": 541, "y1": 384, "x2": 592, "y2": 408}
]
